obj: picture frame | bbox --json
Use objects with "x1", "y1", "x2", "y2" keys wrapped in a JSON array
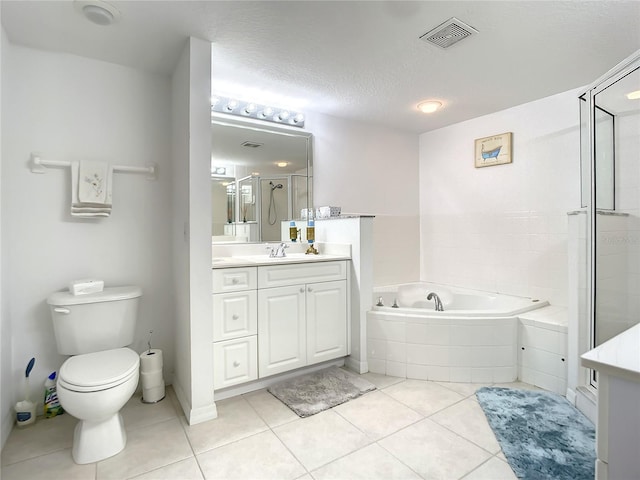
[{"x1": 474, "y1": 132, "x2": 512, "y2": 168}]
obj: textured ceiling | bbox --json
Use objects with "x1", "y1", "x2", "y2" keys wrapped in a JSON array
[{"x1": 2, "y1": 1, "x2": 640, "y2": 133}]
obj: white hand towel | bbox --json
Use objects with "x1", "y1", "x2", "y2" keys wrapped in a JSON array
[
  {"x1": 79, "y1": 160, "x2": 108, "y2": 204},
  {"x1": 70, "y1": 161, "x2": 113, "y2": 217}
]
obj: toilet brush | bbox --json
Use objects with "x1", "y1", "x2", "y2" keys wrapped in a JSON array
[{"x1": 15, "y1": 357, "x2": 36, "y2": 426}]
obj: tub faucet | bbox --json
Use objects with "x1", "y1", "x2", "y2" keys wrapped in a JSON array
[{"x1": 427, "y1": 292, "x2": 444, "y2": 312}]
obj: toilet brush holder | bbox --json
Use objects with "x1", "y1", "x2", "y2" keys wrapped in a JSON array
[{"x1": 140, "y1": 349, "x2": 165, "y2": 404}]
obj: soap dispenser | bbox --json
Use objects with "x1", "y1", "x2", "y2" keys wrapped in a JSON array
[
  {"x1": 289, "y1": 221, "x2": 298, "y2": 242},
  {"x1": 305, "y1": 218, "x2": 319, "y2": 254}
]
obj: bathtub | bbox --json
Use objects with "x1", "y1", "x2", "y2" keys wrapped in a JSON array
[{"x1": 367, "y1": 282, "x2": 549, "y2": 383}]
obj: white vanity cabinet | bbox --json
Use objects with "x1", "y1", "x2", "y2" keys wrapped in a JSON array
[
  {"x1": 212, "y1": 267, "x2": 258, "y2": 389},
  {"x1": 257, "y1": 261, "x2": 348, "y2": 378},
  {"x1": 212, "y1": 259, "x2": 349, "y2": 390}
]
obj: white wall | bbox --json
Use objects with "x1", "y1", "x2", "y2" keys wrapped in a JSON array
[
  {"x1": 0, "y1": 22, "x2": 12, "y2": 449},
  {"x1": 306, "y1": 112, "x2": 420, "y2": 287},
  {"x1": 1, "y1": 41, "x2": 174, "y2": 433},
  {"x1": 419, "y1": 89, "x2": 583, "y2": 306}
]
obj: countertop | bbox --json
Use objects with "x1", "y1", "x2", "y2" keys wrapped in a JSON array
[
  {"x1": 581, "y1": 323, "x2": 640, "y2": 383},
  {"x1": 212, "y1": 253, "x2": 351, "y2": 269}
]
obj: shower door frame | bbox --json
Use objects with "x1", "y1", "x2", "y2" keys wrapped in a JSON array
[{"x1": 581, "y1": 51, "x2": 640, "y2": 392}]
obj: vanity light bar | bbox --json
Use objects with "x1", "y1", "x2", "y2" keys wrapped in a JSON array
[{"x1": 211, "y1": 96, "x2": 305, "y2": 128}]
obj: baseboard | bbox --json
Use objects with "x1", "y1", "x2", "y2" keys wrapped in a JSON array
[
  {"x1": 172, "y1": 380, "x2": 218, "y2": 426},
  {"x1": 1, "y1": 409, "x2": 13, "y2": 451},
  {"x1": 576, "y1": 386, "x2": 597, "y2": 423},
  {"x1": 566, "y1": 387, "x2": 577, "y2": 405},
  {"x1": 344, "y1": 356, "x2": 368, "y2": 374}
]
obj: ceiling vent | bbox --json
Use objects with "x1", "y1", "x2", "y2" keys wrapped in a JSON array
[
  {"x1": 419, "y1": 17, "x2": 478, "y2": 49},
  {"x1": 241, "y1": 141, "x2": 263, "y2": 148}
]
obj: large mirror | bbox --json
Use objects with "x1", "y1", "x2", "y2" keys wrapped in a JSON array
[{"x1": 211, "y1": 115, "x2": 313, "y2": 243}]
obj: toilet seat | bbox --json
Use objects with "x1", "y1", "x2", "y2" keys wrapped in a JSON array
[{"x1": 59, "y1": 348, "x2": 139, "y2": 393}]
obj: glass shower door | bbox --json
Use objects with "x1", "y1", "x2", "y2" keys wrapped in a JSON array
[{"x1": 589, "y1": 64, "x2": 640, "y2": 388}]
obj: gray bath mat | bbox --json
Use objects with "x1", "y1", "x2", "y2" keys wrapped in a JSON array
[{"x1": 268, "y1": 366, "x2": 376, "y2": 417}]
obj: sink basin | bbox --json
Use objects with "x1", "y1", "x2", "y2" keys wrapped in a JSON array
[{"x1": 234, "y1": 253, "x2": 323, "y2": 263}]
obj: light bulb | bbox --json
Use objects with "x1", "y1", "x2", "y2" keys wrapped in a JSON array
[
  {"x1": 225, "y1": 100, "x2": 238, "y2": 112},
  {"x1": 626, "y1": 90, "x2": 640, "y2": 100},
  {"x1": 292, "y1": 113, "x2": 305, "y2": 124},
  {"x1": 277, "y1": 110, "x2": 290, "y2": 121},
  {"x1": 244, "y1": 103, "x2": 257, "y2": 114}
]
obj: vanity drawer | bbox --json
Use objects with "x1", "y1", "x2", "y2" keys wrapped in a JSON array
[
  {"x1": 258, "y1": 261, "x2": 347, "y2": 288},
  {"x1": 213, "y1": 336, "x2": 258, "y2": 390},
  {"x1": 212, "y1": 267, "x2": 257, "y2": 293},
  {"x1": 213, "y1": 291, "x2": 258, "y2": 342}
]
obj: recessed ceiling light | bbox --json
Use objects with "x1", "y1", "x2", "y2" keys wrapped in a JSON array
[
  {"x1": 74, "y1": 0, "x2": 121, "y2": 26},
  {"x1": 417, "y1": 100, "x2": 443, "y2": 114},
  {"x1": 627, "y1": 90, "x2": 640, "y2": 100},
  {"x1": 277, "y1": 162, "x2": 288, "y2": 168}
]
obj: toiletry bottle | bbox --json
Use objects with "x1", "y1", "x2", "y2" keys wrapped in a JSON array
[
  {"x1": 44, "y1": 372, "x2": 64, "y2": 418},
  {"x1": 306, "y1": 218, "x2": 315, "y2": 244},
  {"x1": 289, "y1": 221, "x2": 297, "y2": 242}
]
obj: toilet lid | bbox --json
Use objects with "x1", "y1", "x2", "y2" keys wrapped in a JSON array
[{"x1": 59, "y1": 348, "x2": 139, "y2": 392}]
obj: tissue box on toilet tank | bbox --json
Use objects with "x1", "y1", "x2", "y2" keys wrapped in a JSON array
[{"x1": 316, "y1": 206, "x2": 341, "y2": 219}]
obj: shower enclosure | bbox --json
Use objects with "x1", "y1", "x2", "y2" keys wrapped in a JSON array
[
  {"x1": 236, "y1": 174, "x2": 308, "y2": 241},
  {"x1": 579, "y1": 51, "x2": 640, "y2": 390}
]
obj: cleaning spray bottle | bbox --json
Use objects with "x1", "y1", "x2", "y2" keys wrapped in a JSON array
[
  {"x1": 44, "y1": 371, "x2": 64, "y2": 418},
  {"x1": 15, "y1": 357, "x2": 36, "y2": 427}
]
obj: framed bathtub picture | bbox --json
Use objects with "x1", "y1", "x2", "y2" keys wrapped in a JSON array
[{"x1": 474, "y1": 132, "x2": 512, "y2": 168}]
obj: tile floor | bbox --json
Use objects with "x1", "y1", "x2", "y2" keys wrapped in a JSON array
[{"x1": 1, "y1": 373, "x2": 541, "y2": 480}]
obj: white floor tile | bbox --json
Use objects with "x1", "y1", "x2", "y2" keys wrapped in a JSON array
[
  {"x1": 462, "y1": 456, "x2": 517, "y2": 480},
  {"x1": 430, "y1": 398, "x2": 500, "y2": 454},
  {"x1": 96, "y1": 418, "x2": 193, "y2": 480},
  {"x1": 182, "y1": 395, "x2": 268, "y2": 454},
  {"x1": 379, "y1": 418, "x2": 492, "y2": 480},
  {"x1": 1, "y1": 413, "x2": 77, "y2": 465},
  {"x1": 129, "y1": 457, "x2": 204, "y2": 480},
  {"x1": 383, "y1": 379, "x2": 465, "y2": 416},
  {"x1": 0, "y1": 375, "x2": 547, "y2": 480},
  {"x1": 311, "y1": 443, "x2": 422, "y2": 480},
  {"x1": 333, "y1": 391, "x2": 423, "y2": 440},
  {"x1": 243, "y1": 389, "x2": 299, "y2": 428},
  {"x1": 273, "y1": 410, "x2": 371, "y2": 471},
  {"x1": 435, "y1": 382, "x2": 491, "y2": 397},
  {"x1": 197, "y1": 430, "x2": 305, "y2": 480},
  {"x1": 0, "y1": 449, "x2": 95, "y2": 480}
]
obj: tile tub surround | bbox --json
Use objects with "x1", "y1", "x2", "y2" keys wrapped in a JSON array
[
  {"x1": 0, "y1": 377, "x2": 526, "y2": 480},
  {"x1": 367, "y1": 305, "x2": 567, "y2": 389}
]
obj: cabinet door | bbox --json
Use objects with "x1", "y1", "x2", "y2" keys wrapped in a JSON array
[
  {"x1": 212, "y1": 291, "x2": 257, "y2": 342},
  {"x1": 306, "y1": 280, "x2": 347, "y2": 365},
  {"x1": 258, "y1": 285, "x2": 306, "y2": 377},
  {"x1": 213, "y1": 336, "x2": 258, "y2": 390}
]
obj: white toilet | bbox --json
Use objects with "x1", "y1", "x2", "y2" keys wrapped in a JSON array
[{"x1": 47, "y1": 285, "x2": 142, "y2": 464}]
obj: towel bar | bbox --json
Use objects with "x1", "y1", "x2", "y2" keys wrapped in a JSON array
[{"x1": 29, "y1": 153, "x2": 157, "y2": 180}]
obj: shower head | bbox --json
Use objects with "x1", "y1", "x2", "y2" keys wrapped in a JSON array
[{"x1": 269, "y1": 181, "x2": 283, "y2": 191}]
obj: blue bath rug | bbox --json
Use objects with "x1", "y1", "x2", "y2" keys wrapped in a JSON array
[{"x1": 476, "y1": 387, "x2": 596, "y2": 480}]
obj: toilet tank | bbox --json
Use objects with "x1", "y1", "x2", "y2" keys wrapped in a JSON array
[{"x1": 47, "y1": 286, "x2": 142, "y2": 355}]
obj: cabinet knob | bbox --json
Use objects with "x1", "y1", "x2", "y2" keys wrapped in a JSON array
[
  {"x1": 231, "y1": 278, "x2": 239, "y2": 284},
  {"x1": 300, "y1": 288, "x2": 305, "y2": 293},
  {"x1": 232, "y1": 314, "x2": 239, "y2": 320},
  {"x1": 308, "y1": 287, "x2": 313, "y2": 292},
  {"x1": 233, "y1": 361, "x2": 240, "y2": 367}
]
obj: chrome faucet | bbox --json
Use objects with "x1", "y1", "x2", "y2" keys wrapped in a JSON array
[
  {"x1": 267, "y1": 242, "x2": 289, "y2": 258},
  {"x1": 427, "y1": 292, "x2": 444, "y2": 311}
]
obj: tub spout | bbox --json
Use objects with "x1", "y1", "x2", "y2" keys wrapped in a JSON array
[{"x1": 427, "y1": 292, "x2": 444, "y2": 312}]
